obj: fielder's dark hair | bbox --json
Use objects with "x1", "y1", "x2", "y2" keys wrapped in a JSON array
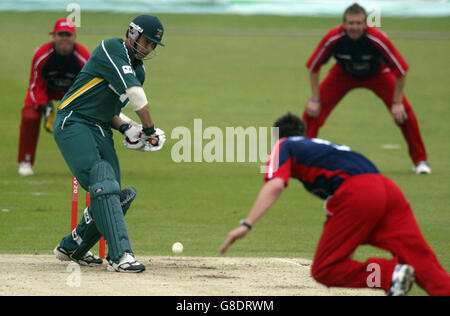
[
  {"x1": 274, "y1": 113, "x2": 306, "y2": 139},
  {"x1": 343, "y1": 3, "x2": 367, "y2": 22}
]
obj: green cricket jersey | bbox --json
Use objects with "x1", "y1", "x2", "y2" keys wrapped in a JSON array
[{"x1": 58, "y1": 38, "x2": 146, "y2": 125}]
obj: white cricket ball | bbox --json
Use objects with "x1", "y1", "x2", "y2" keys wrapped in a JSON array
[{"x1": 172, "y1": 242, "x2": 183, "y2": 254}]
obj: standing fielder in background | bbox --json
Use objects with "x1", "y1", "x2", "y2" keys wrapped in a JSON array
[
  {"x1": 220, "y1": 113, "x2": 450, "y2": 296},
  {"x1": 53, "y1": 15, "x2": 167, "y2": 273},
  {"x1": 18, "y1": 19, "x2": 90, "y2": 176},
  {"x1": 303, "y1": 3, "x2": 430, "y2": 174}
]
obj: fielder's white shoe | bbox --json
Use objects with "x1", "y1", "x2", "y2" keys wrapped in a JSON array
[
  {"x1": 413, "y1": 161, "x2": 431, "y2": 174},
  {"x1": 387, "y1": 264, "x2": 415, "y2": 296},
  {"x1": 18, "y1": 162, "x2": 34, "y2": 176},
  {"x1": 107, "y1": 252, "x2": 146, "y2": 273}
]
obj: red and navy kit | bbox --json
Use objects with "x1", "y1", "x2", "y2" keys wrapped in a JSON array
[
  {"x1": 265, "y1": 136, "x2": 379, "y2": 199},
  {"x1": 25, "y1": 42, "x2": 89, "y2": 107},
  {"x1": 19, "y1": 42, "x2": 90, "y2": 165},
  {"x1": 307, "y1": 25, "x2": 408, "y2": 79},
  {"x1": 264, "y1": 137, "x2": 450, "y2": 295},
  {"x1": 303, "y1": 25, "x2": 427, "y2": 165}
]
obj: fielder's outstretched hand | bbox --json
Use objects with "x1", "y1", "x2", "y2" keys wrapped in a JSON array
[
  {"x1": 220, "y1": 225, "x2": 250, "y2": 254},
  {"x1": 306, "y1": 98, "x2": 321, "y2": 118}
]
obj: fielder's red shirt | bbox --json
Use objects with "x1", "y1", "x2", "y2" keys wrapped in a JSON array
[
  {"x1": 25, "y1": 42, "x2": 90, "y2": 107},
  {"x1": 306, "y1": 25, "x2": 409, "y2": 78}
]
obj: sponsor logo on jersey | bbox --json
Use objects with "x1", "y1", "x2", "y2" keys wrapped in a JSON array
[
  {"x1": 336, "y1": 54, "x2": 352, "y2": 60},
  {"x1": 122, "y1": 65, "x2": 134, "y2": 75},
  {"x1": 361, "y1": 54, "x2": 374, "y2": 60}
]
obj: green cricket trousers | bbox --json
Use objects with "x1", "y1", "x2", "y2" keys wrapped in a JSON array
[
  {"x1": 53, "y1": 110, "x2": 121, "y2": 188},
  {"x1": 53, "y1": 110, "x2": 133, "y2": 262}
]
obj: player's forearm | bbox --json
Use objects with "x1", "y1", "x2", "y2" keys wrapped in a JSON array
[
  {"x1": 118, "y1": 113, "x2": 139, "y2": 126},
  {"x1": 125, "y1": 86, "x2": 154, "y2": 128},
  {"x1": 111, "y1": 115, "x2": 126, "y2": 130},
  {"x1": 393, "y1": 75, "x2": 406, "y2": 104},
  {"x1": 309, "y1": 71, "x2": 320, "y2": 99},
  {"x1": 135, "y1": 106, "x2": 154, "y2": 129},
  {"x1": 111, "y1": 113, "x2": 141, "y2": 131},
  {"x1": 245, "y1": 178, "x2": 285, "y2": 226}
]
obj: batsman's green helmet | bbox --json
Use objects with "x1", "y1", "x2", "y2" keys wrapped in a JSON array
[{"x1": 129, "y1": 15, "x2": 165, "y2": 47}]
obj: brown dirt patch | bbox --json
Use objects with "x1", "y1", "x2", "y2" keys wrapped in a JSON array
[{"x1": 0, "y1": 255, "x2": 384, "y2": 296}]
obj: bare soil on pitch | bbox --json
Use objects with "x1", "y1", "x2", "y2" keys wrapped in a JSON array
[{"x1": 0, "y1": 255, "x2": 383, "y2": 296}]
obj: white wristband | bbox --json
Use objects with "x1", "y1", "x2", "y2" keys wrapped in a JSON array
[{"x1": 126, "y1": 86, "x2": 148, "y2": 111}]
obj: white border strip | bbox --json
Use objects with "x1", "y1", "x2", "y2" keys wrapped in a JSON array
[
  {"x1": 29, "y1": 48, "x2": 54, "y2": 104},
  {"x1": 309, "y1": 32, "x2": 345, "y2": 71},
  {"x1": 74, "y1": 51, "x2": 87, "y2": 64},
  {"x1": 367, "y1": 34, "x2": 406, "y2": 75}
]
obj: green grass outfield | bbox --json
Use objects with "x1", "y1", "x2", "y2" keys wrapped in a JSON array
[{"x1": 0, "y1": 12, "x2": 449, "y2": 296}]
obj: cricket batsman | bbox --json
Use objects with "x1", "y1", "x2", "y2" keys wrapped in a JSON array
[
  {"x1": 52, "y1": 15, "x2": 167, "y2": 273},
  {"x1": 18, "y1": 19, "x2": 90, "y2": 176},
  {"x1": 303, "y1": 3, "x2": 430, "y2": 174},
  {"x1": 220, "y1": 113, "x2": 450, "y2": 296}
]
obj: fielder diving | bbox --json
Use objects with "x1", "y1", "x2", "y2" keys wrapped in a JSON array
[
  {"x1": 220, "y1": 113, "x2": 450, "y2": 296},
  {"x1": 53, "y1": 15, "x2": 167, "y2": 273}
]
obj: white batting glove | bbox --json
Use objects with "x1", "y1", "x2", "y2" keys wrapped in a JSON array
[
  {"x1": 120, "y1": 124, "x2": 145, "y2": 150},
  {"x1": 141, "y1": 128, "x2": 166, "y2": 152}
]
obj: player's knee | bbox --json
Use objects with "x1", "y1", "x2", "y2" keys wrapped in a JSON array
[
  {"x1": 89, "y1": 160, "x2": 121, "y2": 199},
  {"x1": 311, "y1": 262, "x2": 331, "y2": 286}
]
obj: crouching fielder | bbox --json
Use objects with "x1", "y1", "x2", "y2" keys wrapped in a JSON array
[
  {"x1": 220, "y1": 113, "x2": 450, "y2": 295},
  {"x1": 53, "y1": 15, "x2": 166, "y2": 273}
]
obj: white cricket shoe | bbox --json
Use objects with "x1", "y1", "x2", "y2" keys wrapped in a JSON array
[
  {"x1": 53, "y1": 245, "x2": 103, "y2": 267},
  {"x1": 18, "y1": 162, "x2": 34, "y2": 176},
  {"x1": 387, "y1": 264, "x2": 415, "y2": 296},
  {"x1": 413, "y1": 161, "x2": 431, "y2": 174},
  {"x1": 107, "y1": 252, "x2": 146, "y2": 273}
]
